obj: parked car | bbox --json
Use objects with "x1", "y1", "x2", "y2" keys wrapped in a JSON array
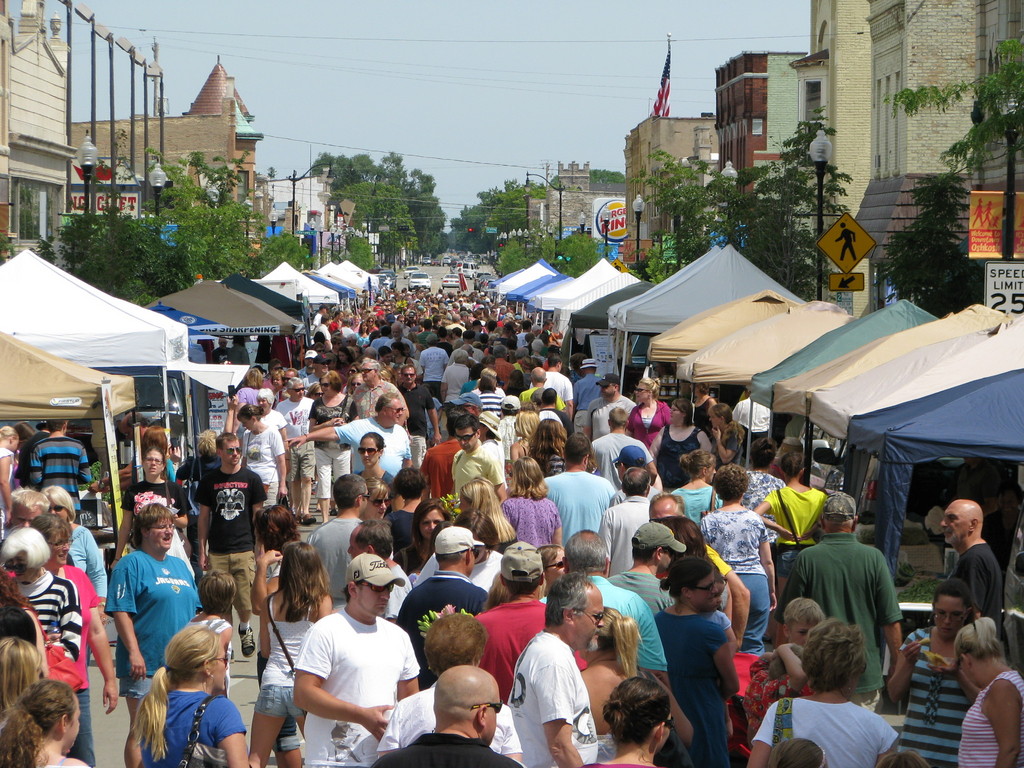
[
  {"x1": 403, "y1": 266, "x2": 418, "y2": 278},
  {"x1": 377, "y1": 269, "x2": 396, "y2": 289},
  {"x1": 475, "y1": 272, "x2": 494, "y2": 291},
  {"x1": 408, "y1": 272, "x2": 432, "y2": 290},
  {"x1": 441, "y1": 273, "x2": 462, "y2": 290}
]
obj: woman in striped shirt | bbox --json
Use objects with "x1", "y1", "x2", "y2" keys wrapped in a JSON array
[
  {"x1": 956, "y1": 616, "x2": 1024, "y2": 768},
  {"x1": 0, "y1": 527, "x2": 82, "y2": 664}
]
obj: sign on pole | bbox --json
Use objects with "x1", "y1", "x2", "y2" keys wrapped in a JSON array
[
  {"x1": 984, "y1": 260, "x2": 1024, "y2": 314},
  {"x1": 969, "y1": 191, "x2": 1024, "y2": 258},
  {"x1": 828, "y1": 272, "x2": 865, "y2": 292},
  {"x1": 817, "y1": 213, "x2": 876, "y2": 271},
  {"x1": 610, "y1": 259, "x2": 630, "y2": 273}
]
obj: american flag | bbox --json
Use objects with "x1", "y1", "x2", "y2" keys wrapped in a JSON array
[{"x1": 652, "y1": 47, "x2": 671, "y2": 117}]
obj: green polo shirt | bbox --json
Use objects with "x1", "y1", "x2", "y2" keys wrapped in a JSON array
[{"x1": 775, "y1": 532, "x2": 903, "y2": 693}]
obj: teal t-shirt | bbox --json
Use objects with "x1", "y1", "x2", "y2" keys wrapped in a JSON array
[
  {"x1": 673, "y1": 486, "x2": 723, "y2": 523},
  {"x1": 107, "y1": 550, "x2": 199, "y2": 677}
]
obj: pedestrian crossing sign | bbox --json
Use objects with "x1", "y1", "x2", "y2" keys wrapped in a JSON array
[{"x1": 817, "y1": 213, "x2": 875, "y2": 272}]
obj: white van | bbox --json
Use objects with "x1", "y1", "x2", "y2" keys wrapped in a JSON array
[{"x1": 457, "y1": 260, "x2": 478, "y2": 278}]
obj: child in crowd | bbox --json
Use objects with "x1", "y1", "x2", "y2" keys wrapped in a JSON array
[
  {"x1": 189, "y1": 570, "x2": 236, "y2": 693},
  {"x1": 744, "y1": 597, "x2": 825, "y2": 738}
]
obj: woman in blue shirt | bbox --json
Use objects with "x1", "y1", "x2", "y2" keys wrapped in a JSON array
[{"x1": 135, "y1": 625, "x2": 247, "y2": 768}]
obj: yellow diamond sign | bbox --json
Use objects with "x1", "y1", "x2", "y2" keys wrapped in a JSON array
[
  {"x1": 610, "y1": 258, "x2": 630, "y2": 274},
  {"x1": 817, "y1": 213, "x2": 876, "y2": 272}
]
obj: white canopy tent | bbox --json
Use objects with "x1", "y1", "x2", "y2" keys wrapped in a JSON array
[
  {"x1": 495, "y1": 260, "x2": 559, "y2": 297},
  {"x1": 676, "y1": 302, "x2": 852, "y2": 384},
  {"x1": 607, "y1": 245, "x2": 801, "y2": 334},
  {"x1": 531, "y1": 259, "x2": 632, "y2": 311},
  {"x1": 316, "y1": 263, "x2": 367, "y2": 292},
  {"x1": 261, "y1": 262, "x2": 339, "y2": 304},
  {"x1": 0, "y1": 250, "x2": 189, "y2": 367}
]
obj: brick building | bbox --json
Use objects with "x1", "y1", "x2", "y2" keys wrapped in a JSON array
[
  {"x1": 71, "y1": 59, "x2": 264, "y2": 210},
  {"x1": 715, "y1": 52, "x2": 804, "y2": 171},
  {"x1": 623, "y1": 115, "x2": 718, "y2": 241}
]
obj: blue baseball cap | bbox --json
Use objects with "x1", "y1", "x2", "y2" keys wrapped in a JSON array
[{"x1": 614, "y1": 445, "x2": 647, "y2": 468}]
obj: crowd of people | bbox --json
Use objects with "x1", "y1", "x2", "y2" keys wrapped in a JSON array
[{"x1": 0, "y1": 284, "x2": 1021, "y2": 768}]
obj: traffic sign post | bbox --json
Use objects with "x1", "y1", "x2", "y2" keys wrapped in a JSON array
[
  {"x1": 828, "y1": 272, "x2": 864, "y2": 292},
  {"x1": 817, "y1": 213, "x2": 876, "y2": 271},
  {"x1": 610, "y1": 258, "x2": 630, "y2": 274},
  {"x1": 984, "y1": 260, "x2": 1024, "y2": 315}
]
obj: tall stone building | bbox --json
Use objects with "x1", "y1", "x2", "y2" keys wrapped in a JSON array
[
  {"x1": 623, "y1": 115, "x2": 718, "y2": 240},
  {"x1": 526, "y1": 161, "x2": 626, "y2": 237},
  {"x1": 10, "y1": 0, "x2": 70, "y2": 248},
  {"x1": 860, "y1": 0, "x2": 974, "y2": 304},
  {"x1": 715, "y1": 51, "x2": 805, "y2": 170},
  {"x1": 792, "y1": 0, "x2": 874, "y2": 314}
]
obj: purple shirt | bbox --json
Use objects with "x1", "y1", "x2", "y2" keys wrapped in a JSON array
[{"x1": 501, "y1": 496, "x2": 562, "y2": 547}]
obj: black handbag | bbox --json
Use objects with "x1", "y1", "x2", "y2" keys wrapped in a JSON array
[{"x1": 177, "y1": 694, "x2": 229, "y2": 768}]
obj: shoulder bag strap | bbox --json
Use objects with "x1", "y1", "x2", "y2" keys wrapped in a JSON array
[
  {"x1": 266, "y1": 593, "x2": 296, "y2": 673},
  {"x1": 177, "y1": 694, "x2": 218, "y2": 768},
  {"x1": 704, "y1": 487, "x2": 717, "y2": 516},
  {"x1": 771, "y1": 697, "x2": 794, "y2": 746},
  {"x1": 773, "y1": 489, "x2": 799, "y2": 540}
]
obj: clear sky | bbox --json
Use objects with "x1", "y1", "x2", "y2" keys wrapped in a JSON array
[{"x1": 64, "y1": 0, "x2": 809, "y2": 222}]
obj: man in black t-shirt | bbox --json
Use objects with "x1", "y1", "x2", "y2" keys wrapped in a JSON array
[
  {"x1": 943, "y1": 498, "x2": 1003, "y2": 629},
  {"x1": 398, "y1": 363, "x2": 440, "y2": 468},
  {"x1": 196, "y1": 431, "x2": 267, "y2": 657}
]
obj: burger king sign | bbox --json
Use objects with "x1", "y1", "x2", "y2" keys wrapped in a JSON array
[{"x1": 592, "y1": 198, "x2": 628, "y2": 243}]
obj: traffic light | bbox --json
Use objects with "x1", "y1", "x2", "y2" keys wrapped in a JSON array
[{"x1": 467, "y1": 227, "x2": 475, "y2": 233}]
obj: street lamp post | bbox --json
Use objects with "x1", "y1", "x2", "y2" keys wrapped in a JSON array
[
  {"x1": 148, "y1": 162, "x2": 166, "y2": 214},
  {"x1": 77, "y1": 135, "x2": 99, "y2": 213},
  {"x1": 633, "y1": 194, "x2": 645, "y2": 273},
  {"x1": 1004, "y1": 99, "x2": 1019, "y2": 260},
  {"x1": 809, "y1": 128, "x2": 833, "y2": 300},
  {"x1": 288, "y1": 163, "x2": 335, "y2": 234},
  {"x1": 526, "y1": 172, "x2": 565, "y2": 243},
  {"x1": 205, "y1": 183, "x2": 219, "y2": 206},
  {"x1": 578, "y1": 211, "x2": 587, "y2": 236},
  {"x1": 601, "y1": 211, "x2": 611, "y2": 256},
  {"x1": 269, "y1": 211, "x2": 281, "y2": 237}
]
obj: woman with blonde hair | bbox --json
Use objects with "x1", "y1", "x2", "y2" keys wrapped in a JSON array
[
  {"x1": 134, "y1": 625, "x2": 246, "y2": 768},
  {"x1": 0, "y1": 424, "x2": 19, "y2": 530},
  {"x1": 501, "y1": 457, "x2": 562, "y2": 546},
  {"x1": 509, "y1": 409, "x2": 539, "y2": 463},
  {"x1": 460, "y1": 477, "x2": 517, "y2": 549},
  {"x1": 0, "y1": 636, "x2": 42, "y2": 712},
  {"x1": 0, "y1": 679, "x2": 88, "y2": 768},
  {"x1": 43, "y1": 486, "x2": 106, "y2": 603},
  {"x1": 709, "y1": 402, "x2": 745, "y2": 467},
  {"x1": 628, "y1": 377, "x2": 671, "y2": 448},
  {"x1": 529, "y1": 419, "x2": 567, "y2": 477},
  {"x1": 955, "y1": 616, "x2": 1024, "y2": 768}
]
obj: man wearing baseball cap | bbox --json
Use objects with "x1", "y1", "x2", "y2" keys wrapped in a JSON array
[
  {"x1": 609, "y1": 521, "x2": 686, "y2": 614},
  {"x1": 572, "y1": 359, "x2": 601, "y2": 434},
  {"x1": 396, "y1": 527, "x2": 488, "y2": 688},
  {"x1": 775, "y1": 492, "x2": 903, "y2": 707},
  {"x1": 600, "y1": 466, "x2": 656, "y2": 575},
  {"x1": 476, "y1": 542, "x2": 548, "y2": 701},
  {"x1": 294, "y1": 553, "x2": 418, "y2": 766}
]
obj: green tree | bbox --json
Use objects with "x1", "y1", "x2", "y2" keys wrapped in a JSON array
[
  {"x1": 345, "y1": 236, "x2": 375, "y2": 271},
  {"x1": 554, "y1": 233, "x2": 601, "y2": 277},
  {"x1": 255, "y1": 232, "x2": 309, "y2": 274},
  {"x1": 875, "y1": 173, "x2": 980, "y2": 315},
  {"x1": 590, "y1": 169, "x2": 625, "y2": 184}
]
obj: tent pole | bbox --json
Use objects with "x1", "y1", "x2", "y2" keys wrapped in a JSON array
[
  {"x1": 745, "y1": 403, "x2": 753, "y2": 468},
  {"x1": 803, "y1": 402, "x2": 813, "y2": 485},
  {"x1": 619, "y1": 331, "x2": 629, "y2": 388}
]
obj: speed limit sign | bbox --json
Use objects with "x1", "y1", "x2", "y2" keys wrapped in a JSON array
[{"x1": 985, "y1": 261, "x2": 1024, "y2": 315}]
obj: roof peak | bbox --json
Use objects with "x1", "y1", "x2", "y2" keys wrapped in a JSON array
[{"x1": 184, "y1": 59, "x2": 252, "y2": 118}]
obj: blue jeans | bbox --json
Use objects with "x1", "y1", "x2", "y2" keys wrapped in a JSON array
[
  {"x1": 256, "y1": 653, "x2": 299, "y2": 751},
  {"x1": 737, "y1": 571, "x2": 770, "y2": 655},
  {"x1": 69, "y1": 687, "x2": 94, "y2": 766}
]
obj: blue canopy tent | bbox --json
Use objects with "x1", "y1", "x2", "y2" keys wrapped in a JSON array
[
  {"x1": 491, "y1": 268, "x2": 524, "y2": 288},
  {"x1": 847, "y1": 369, "x2": 1024, "y2": 571},
  {"x1": 507, "y1": 273, "x2": 571, "y2": 304},
  {"x1": 304, "y1": 271, "x2": 357, "y2": 300},
  {"x1": 750, "y1": 300, "x2": 936, "y2": 408},
  {"x1": 149, "y1": 303, "x2": 223, "y2": 333}
]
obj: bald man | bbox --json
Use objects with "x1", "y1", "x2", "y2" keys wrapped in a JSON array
[
  {"x1": 371, "y1": 666, "x2": 519, "y2": 768},
  {"x1": 942, "y1": 499, "x2": 1003, "y2": 628}
]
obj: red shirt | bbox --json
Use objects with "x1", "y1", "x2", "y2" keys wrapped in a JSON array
[
  {"x1": 421, "y1": 439, "x2": 461, "y2": 498},
  {"x1": 476, "y1": 600, "x2": 547, "y2": 701}
]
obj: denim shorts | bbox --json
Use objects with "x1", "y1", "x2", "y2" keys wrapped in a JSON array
[
  {"x1": 119, "y1": 676, "x2": 152, "y2": 699},
  {"x1": 776, "y1": 547, "x2": 810, "y2": 579},
  {"x1": 255, "y1": 683, "x2": 305, "y2": 719}
]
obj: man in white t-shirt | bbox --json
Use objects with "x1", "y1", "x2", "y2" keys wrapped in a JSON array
[
  {"x1": 599, "y1": 467, "x2": 655, "y2": 576},
  {"x1": 276, "y1": 377, "x2": 315, "y2": 520},
  {"x1": 294, "y1": 553, "x2": 419, "y2": 767},
  {"x1": 543, "y1": 356, "x2": 575, "y2": 418},
  {"x1": 509, "y1": 571, "x2": 602, "y2": 768},
  {"x1": 585, "y1": 376, "x2": 636, "y2": 441}
]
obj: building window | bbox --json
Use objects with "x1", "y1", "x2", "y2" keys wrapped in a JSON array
[
  {"x1": 14, "y1": 178, "x2": 58, "y2": 242},
  {"x1": 805, "y1": 81, "x2": 822, "y2": 118},
  {"x1": 752, "y1": 118, "x2": 764, "y2": 136}
]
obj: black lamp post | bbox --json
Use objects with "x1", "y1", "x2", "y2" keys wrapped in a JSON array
[
  {"x1": 578, "y1": 211, "x2": 587, "y2": 236},
  {"x1": 601, "y1": 211, "x2": 611, "y2": 256},
  {"x1": 809, "y1": 128, "x2": 833, "y2": 300},
  {"x1": 526, "y1": 172, "x2": 565, "y2": 242},
  {"x1": 288, "y1": 163, "x2": 335, "y2": 234},
  {"x1": 1004, "y1": 99, "x2": 1019, "y2": 260},
  {"x1": 632, "y1": 194, "x2": 645, "y2": 272},
  {"x1": 148, "y1": 162, "x2": 166, "y2": 214},
  {"x1": 77, "y1": 135, "x2": 98, "y2": 213}
]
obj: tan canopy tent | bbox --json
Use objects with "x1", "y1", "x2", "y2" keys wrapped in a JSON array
[
  {"x1": 771, "y1": 304, "x2": 1007, "y2": 417},
  {"x1": 676, "y1": 302, "x2": 852, "y2": 385},
  {"x1": 648, "y1": 290, "x2": 803, "y2": 362},
  {"x1": 149, "y1": 281, "x2": 300, "y2": 335},
  {"x1": 0, "y1": 331, "x2": 135, "y2": 420}
]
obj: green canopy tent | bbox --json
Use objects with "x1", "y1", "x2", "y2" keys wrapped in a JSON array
[
  {"x1": 569, "y1": 281, "x2": 653, "y2": 331},
  {"x1": 221, "y1": 273, "x2": 304, "y2": 320}
]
